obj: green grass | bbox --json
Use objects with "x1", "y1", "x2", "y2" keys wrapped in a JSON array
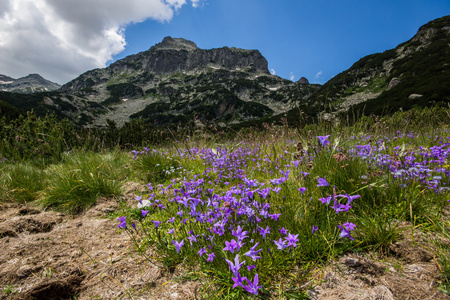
[
  {"x1": 0, "y1": 161, "x2": 45, "y2": 202},
  {"x1": 39, "y1": 151, "x2": 129, "y2": 213},
  {"x1": 1, "y1": 107, "x2": 450, "y2": 297}
]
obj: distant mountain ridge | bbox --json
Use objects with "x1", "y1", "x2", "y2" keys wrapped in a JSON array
[
  {"x1": 0, "y1": 74, "x2": 60, "y2": 93},
  {"x1": 0, "y1": 15, "x2": 449, "y2": 127}
]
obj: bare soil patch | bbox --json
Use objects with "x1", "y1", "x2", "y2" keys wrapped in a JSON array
[{"x1": 0, "y1": 183, "x2": 202, "y2": 299}]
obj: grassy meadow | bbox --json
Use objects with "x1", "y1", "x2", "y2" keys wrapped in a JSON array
[{"x1": 1, "y1": 107, "x2": 450, "y2": 298}]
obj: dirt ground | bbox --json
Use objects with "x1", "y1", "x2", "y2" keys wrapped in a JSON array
[{"x1": 1, "y1": 182, "x2": 449, "y2": 299}]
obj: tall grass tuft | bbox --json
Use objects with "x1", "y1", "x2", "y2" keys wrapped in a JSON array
[
  {"x1": 0, "y1": 161, "x2": 45, "y2": 202},
  {"x1": 39, "y1": 151, "x2": 127, "y2": 213}
]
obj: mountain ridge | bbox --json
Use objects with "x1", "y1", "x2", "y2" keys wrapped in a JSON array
[
  {"x1": 0, "y1": 73, "x2": 61, "y2": 93},
  {"x1": 0, "y1": 15, "x2": 449, "y2": 128}
]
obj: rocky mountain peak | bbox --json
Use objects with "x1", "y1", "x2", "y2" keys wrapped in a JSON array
[
  {"x1": 152, "y1": 36, "x2": 198, "y2": 51},
  {"x1": 297, "y1": 77, "x2": 309, "y2": 84},
  {"x1": 0, "y1": 73, "x2": 60, "y2": 93}
]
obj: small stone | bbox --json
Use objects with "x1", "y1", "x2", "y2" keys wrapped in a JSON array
[{"x1": 408, "y1": 93, "x2": 423, "y2": 99}]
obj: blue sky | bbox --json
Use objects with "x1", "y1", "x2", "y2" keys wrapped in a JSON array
[
  {"x1": 112, "y1": 1, "x2": 450, "y2": 84},
  {"x1": 0, "y1": 0, "x2": 448, "y2": 84}
]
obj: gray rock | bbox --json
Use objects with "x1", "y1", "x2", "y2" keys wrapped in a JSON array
[
  {"x1": 408, "y1": 93, "x2": 423, "y2": 99},
  {"x1": 387, "y1": 77, "x2": 400, "y2": 90}
]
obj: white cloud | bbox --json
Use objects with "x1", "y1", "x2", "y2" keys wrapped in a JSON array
[
  {"x1": 270, "y1": 68, "x2": 276, "y2": 75},
  {"x1": 191, "y1": 0, "x2": 205, "y2": 7},
  {"x1": 289, "y1": 72, "x2": 295, "y2": 81},
  {"x1": 315, "y1": 70, "x2": 323, "y2": 79},
  {"x1": 0, "y1": 0, "x2": 202, "y2": 84}
]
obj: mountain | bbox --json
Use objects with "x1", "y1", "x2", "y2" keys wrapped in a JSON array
[
  {"x1": 0, "y1": 74, "x2": 61, "y2": 93},
  {"x1": 1, "y1": 16, "x2": 449, "y2": 127},
  {"x1": 57, "y1": 36, "x2": 318, "y2": 127},
  {"x1": 314, "y1": 15, "x2": 450, "y2": 116}
]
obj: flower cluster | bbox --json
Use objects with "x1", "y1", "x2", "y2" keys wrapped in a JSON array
[{"x1": 120, "y1": 138, "x2": 362, "y2": 295}]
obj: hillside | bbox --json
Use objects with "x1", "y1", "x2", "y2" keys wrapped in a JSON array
[{"x1": 313, "y1": 15, "x2": 450, "y2": 116}]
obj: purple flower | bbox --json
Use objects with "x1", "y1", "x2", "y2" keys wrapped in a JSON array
[
  {"x1": 285, "y1": 233, "x2": 299, "y2": 248},
  {"x1": 272, "y1": 186, "x2": 282, "y2": 193},
  {"x1": 141, "y1": 210, "x2": 149, "y2": 217},
  {"x1": 167, "y1": 228, "x2": 174, "y2": 234},
  {"x1": 223, "y1": 239, "x2": 240, "y2": 253},
  {"x1": 337, "y1": 223, "x2": 356, "y2": 240},
  {"x1": 298, "y1": 187, "x2": 307, "y2": 194},
  {"x1": 247, "y1": 264, "x2": 256, "y2": 271},
  {"x1": 273, "y1": 238, "x2": 287, "y2": 250},
  {"x1": 243, "y1": 273, "x2": 263, "y2": 295},
  {"x1": 131, "y1": 223, "x2": 136, "y2": 230},
  {"x1": 319, "y1": 196, "x2": 332, "y2": 204},
  {"x1": 279, "y1": 227, "x2": 289, "y2": 235},
  {"x1": 197, "y1": 247, "x2": 207, "y2": 257},
  {"x1": 342, "y1": 222, "x2": 357, "y2": 231},
  {"x1": 151, "y1": 220, "x2": 161, "y2": 228},
  {"x1": 225, "y1": 254, "x2": 245, "y2": 276},
  {"x1": 269, "y1": 213, "x2": 281, "y2": 221},
  {"x1": 172, "y1": 239, "x2": 185, "y2": 253},
  {"x1": 232, "y1": 272, "x2": 248, "y2": 288},
  {"x1": 258, "y1": 226, "x2": 271, "y2": 239},
  {"x1": 207, "y1": 252, "x2": 215, "y2": 262},
  {"x1": 117, "y1": 216, "x2": 127, "y2": 229},
  {"x1": 312, "y1": 225, "x2": 318, "y2": 234},
  {"x1": 167, "y1": 217, "x2": 175, "y2": 223},
  {"x1": 317, "y1": 135, "x2": 331, "y2": 147},
  {"x1": 317, "y1": 177, "x2": 329, "y2": 187},
  {"x1": 187, "y1": 234, "x2": 198, "y2": 246},
  {"x1": 244, "y1": 242, "x2": 262, "y2": 261},
  {"x1": 232, "y1": 225, "x2": 248, "y2": 242}
]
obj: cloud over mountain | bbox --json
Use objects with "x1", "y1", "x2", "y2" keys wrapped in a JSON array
[{"x1": 0, "y1": 0, "x2": 200, "y2": 84}]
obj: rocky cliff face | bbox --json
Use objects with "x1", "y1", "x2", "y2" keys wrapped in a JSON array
[
  {"x1": 58, "y1": 36, "x2": 316, "y2": 127},
  {"x1": 0, "y1": 74, "x2": 60, "y2": 93}
]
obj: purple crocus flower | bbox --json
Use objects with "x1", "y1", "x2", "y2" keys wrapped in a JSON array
[
  {"x1": 243, "y1": 273, "x2": 263, "y2": 295},
  {"x1": 172, "y1": 239, "x2": 185, "y2": 253},
  {"x1": 317, "y1": 177, "x2": 329, "y2": 187},
  {"x1": 317, "y1": 135, "x2": 331, "y2": 147},
  {"x1": 141, "y1": 210, "x2": 150, "y2": 217},
  {"x1": 244, "y1": 242, "x2": 262, "y2": 261},
  {"x1": 131, "y1": 223, "x2": 136, "y2": 230},
  {"x1": 167, "y1": 228, "x2": 174, "y2": 234},
  {"x1": 298, "y1": 187, "x2": 307, "y2": 194},
  {"x1": 312, "y1": 225, "x2": 318, "y2": 234},
  {"x1": 225, "y1": 254, "x2": 245, "y2": 276}
]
